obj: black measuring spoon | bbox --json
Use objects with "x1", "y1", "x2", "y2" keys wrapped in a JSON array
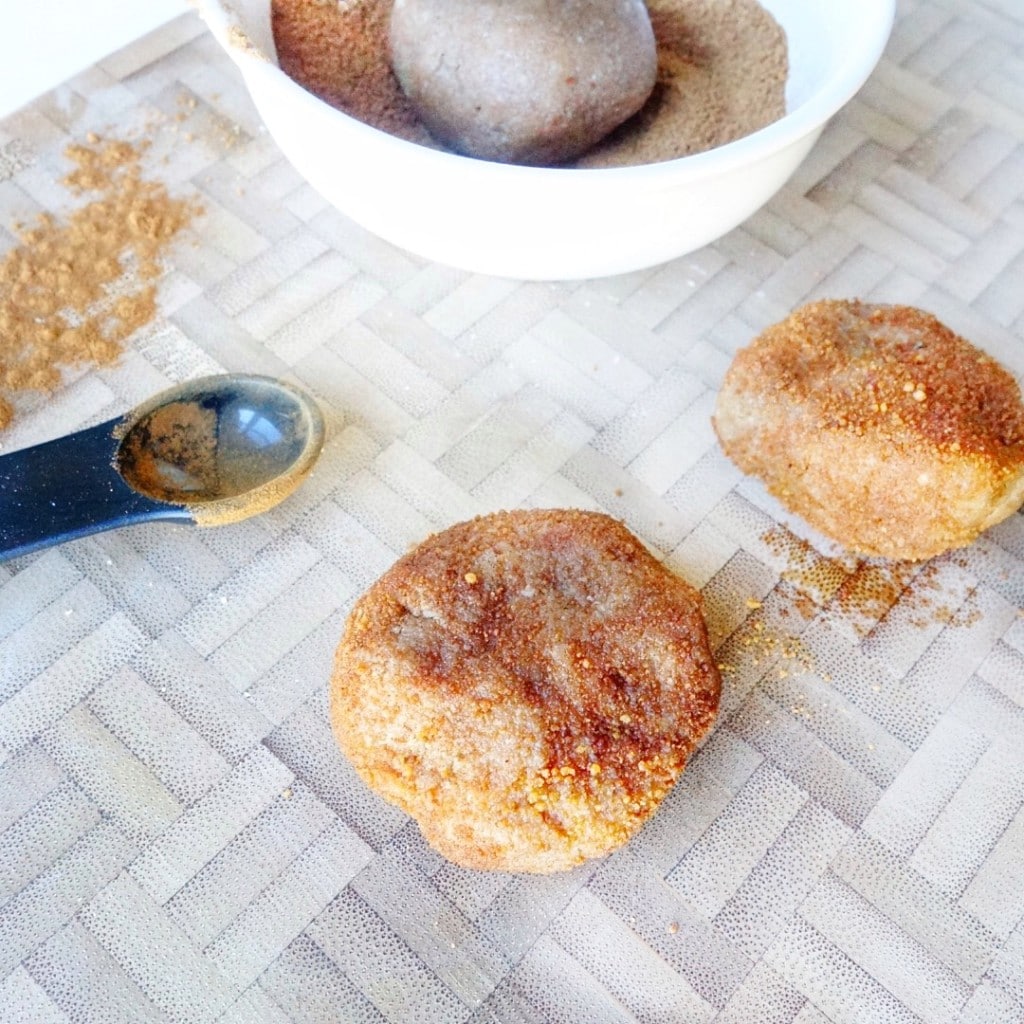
[{"x1": 0, "y1": 374, "x2": 325, "y2": 561}]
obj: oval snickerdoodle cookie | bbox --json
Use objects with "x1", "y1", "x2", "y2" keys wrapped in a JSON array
[{"x1": 331, "y1": 508, "x2": 720, "y2": 873}]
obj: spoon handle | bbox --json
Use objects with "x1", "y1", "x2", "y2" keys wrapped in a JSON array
[{"x1": 0, "y1": 418, "x2": 193, "y2": 562}]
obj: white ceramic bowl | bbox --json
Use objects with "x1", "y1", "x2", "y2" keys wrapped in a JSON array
[{"x1": 198, "y1": 0, "x2": 894, "y2": 280}]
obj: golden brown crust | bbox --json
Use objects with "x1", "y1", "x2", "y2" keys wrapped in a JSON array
[
  {"x1": 330, "y1": 508, "x2": 720, "y2": 873},
  {"x1": 713, "y1": 300, "x2": 1024, "y2": 560}
]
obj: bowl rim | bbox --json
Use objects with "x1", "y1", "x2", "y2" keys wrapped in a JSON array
[{"x1": 198, "y1": 0, "x2": 895, "y2": 185}]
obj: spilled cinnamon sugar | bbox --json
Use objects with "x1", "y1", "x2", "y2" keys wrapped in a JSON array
[
  {"x1": 763, "y1": 527, "x2": 983, "y2": 634},
  {"x1": 0, "y1": 135, "x2": 201, "y2": 430}
]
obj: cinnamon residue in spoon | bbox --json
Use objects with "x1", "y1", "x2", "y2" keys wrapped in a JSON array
[{"x1": 0, "y1": 136, "x2": 201, "y2": 430}]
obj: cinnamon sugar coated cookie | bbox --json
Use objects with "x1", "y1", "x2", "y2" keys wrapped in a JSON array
[
  {"x1": 713, "y1": 300, "x2": 1024, "y2": 560},
  {"x1": 330, "y1": 509, "x2": 720, "y2": 873}
]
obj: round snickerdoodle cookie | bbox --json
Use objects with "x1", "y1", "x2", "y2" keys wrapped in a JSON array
[
  {"x1": 330, "y1": 508, "x2": 720, "y2": 873},
  {"x1": 713, "y1": 299, "x2": 1024, "y2": 561}
]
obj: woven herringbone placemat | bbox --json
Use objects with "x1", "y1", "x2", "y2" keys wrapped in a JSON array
[{"x1": 1, "y1": 3, "x2": 1023, "y2": 1021}]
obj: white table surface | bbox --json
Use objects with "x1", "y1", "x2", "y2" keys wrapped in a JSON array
[{"x1": 0, "y1": 0, "x2": 186, "y2": 120}]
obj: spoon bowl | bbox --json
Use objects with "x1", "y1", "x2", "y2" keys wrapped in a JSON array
[
  {"x1": 0, "y1": 374, "x2": 325, "y2": 561},
  {"x1": 116, "y1": 375, "x2": 325, "y2": 523}
]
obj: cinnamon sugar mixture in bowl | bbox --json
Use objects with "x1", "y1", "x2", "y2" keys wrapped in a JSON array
[{"x1": 270, "y1": 0, "x2": 789, "y2": 168}]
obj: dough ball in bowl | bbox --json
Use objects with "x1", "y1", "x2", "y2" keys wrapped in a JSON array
[
  {"x1": 330, "y1": 509, "x2": 720, "y2": 873},
  {"x1": 388, "y1": 0, "x2": 658, "y2": 165},
  {"x1": 713, "y1": 299, "x2": 1024, "y2": 561}
]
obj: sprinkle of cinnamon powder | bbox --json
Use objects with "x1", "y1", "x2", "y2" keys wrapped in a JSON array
[
  {"x1": 0, "y1": 136, "x2": 201, "y2": 430},
  {"x1": 763, "y1": 526, "x2": 985, "y2": 635}
]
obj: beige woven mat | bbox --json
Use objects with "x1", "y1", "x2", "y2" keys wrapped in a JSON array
[{"x1": 1, "y1": 2, "x2": 1023, "y2": 1021}]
